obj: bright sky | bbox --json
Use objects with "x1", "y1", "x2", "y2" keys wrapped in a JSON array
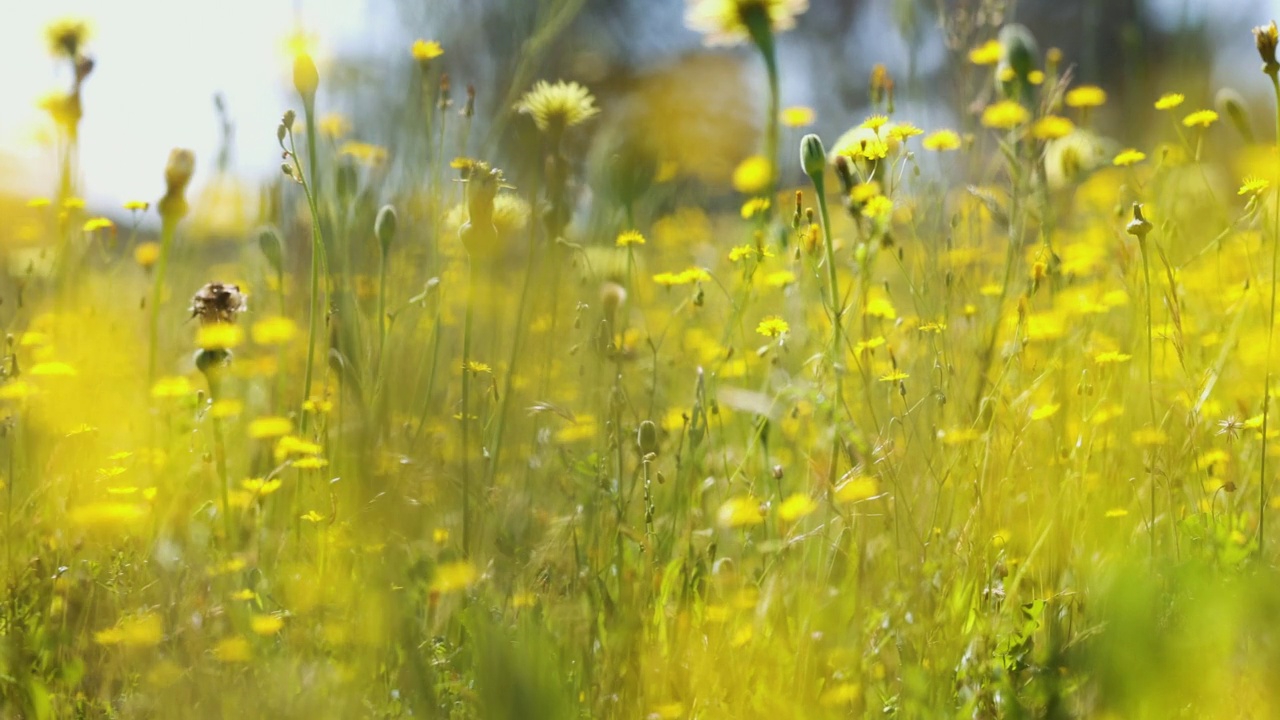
[{"x1": 0, "y1": 0, "x2": 375, "y2": 212}]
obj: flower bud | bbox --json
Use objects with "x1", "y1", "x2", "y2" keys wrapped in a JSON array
[
  {"x1": 1125, "y1": 203, "x2": 1153, "y2": 241},
  {"x1": 1255, "y1": 21, "x2": 1279, "y2": 77},
  {"x1": 636, "y1": 420, "x2": 659, "y2": 456},
  {"x1": 375, "y1": 204, "x2": 398, "y2": 256},
  {"x1": 164, "y1": 148, "x2": 195, "y2": 196},
  {"x1": 800, "y1": 133, "x2": 826, "y2": 179},
  {"x1": 293, "y1": 52, "x2": 319, "y2": 104}
]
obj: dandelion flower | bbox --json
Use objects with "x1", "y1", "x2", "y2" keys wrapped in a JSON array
[
  {"x1": 249, "y1": 416, "x2": 293, "y2": 439},
  {"x1": 616, "y1": 230, "x2": 646, "y2": 247},
  {"x1": 778, "y1": 494, "x2": 816, "y2": 521},
  {"x1": 732, "y1": 155, "x2": 773, "y2": 194},
  {"x1": 922, "y1": 129, "x2": 962, "y2": 152},
  {"x1": 1240, "y1": 176, "x2": 1271, "y2": 195},
  {"x1": 781, "y1": 106, "x2": 815, "y2": 127},
  {"x1": 968, "y1": 39, "x2": 1002, "y2": 66},
  {"x1": 756, "y1": 316, "x2": 789, "y2": 337},
  {"x1": 717, "y1": 496, "x2": 765, "y2": 527},
  {"x1": 1182, "y1": 109, "x2": 1219, "y2": 128},
  {"x1": 46, "y1": 18, "x2": 91, "y2": 58},
  {"x1": 1154, "y1": 92, "x2": 1184, "y2": 111},
  {"x1": 685, "y1": 0, "x2": 810, "y2": 47},
  {"x1": 134, "y1": 242, "x2": 160, "y2": 270},
  {"x1": 1065, "y1": 85, "x2": 1107, "y2": 108},
  {"x1": 410, "y1": 39, "x2": 443, "y2": 63},
  {"x1": 834, "y1": 476, "x2": 878, "y2": 504},
  {"x1": 82, "y1": 217, "x2": 113, "y2": 232},
  {"x1": 515, "y1": 80, "x2": 599, "y2": 132},
  {"x1": 981, "y1": 101, "x2": 1030, "y2": 130},
  {"x1": 1112, "y1": 149, "x2": 1146, "y2": 167},
  {"x1": 1031, "y1": 115, "x2": 1074, "y2": 140},
  {"x1": 740, "y1": 197, "x2": 771, "y2": 219}
]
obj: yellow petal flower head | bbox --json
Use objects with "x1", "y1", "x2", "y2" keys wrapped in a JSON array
[
  {"x1": 781, "y1": 106, "x2": 815, "y2": 127},
  {"x1": 1182, "y1": 109, "x2": 1219, "y2": 128},
  {"x1": 1154, "y1": 92, "x2": 1184, "y2": 111},
  {"x1": 756, "y1": 316, "x2": 790, "y2": 337},
  {"x1": 46, "y1": 18, "x2": 91, "y2": 59},
  {"x1": 981, "y1": 100, "x2": 1030, "y2": 130},
  {"x1": 685, "y1": 0, "x2": 810, "y2": 47},
  {"x1": 1065, "y1": 85, "x2": 1107, "y2": 108},
  {"x1": 922, "y1": 129, "x2": 962, "y2": 152},
  {"x1": 968, "y1": 39, "x2": 1002, "y2": 66},
  {"x1": 1240, "y1": 176, "x2": 1271, "y2": 196},
  {"x1": 411, "y1": 39, "x2": 443, "y2": 63},
  {"x1": 515, "y1": 80, "x2": 600, "y2": 133},
  {"x1": 1031, "y1": 115, "x2": 1075, "y2": 140},
  {"x1": 1112, "y1": 149, "x2": 1146, "y2": 167}
]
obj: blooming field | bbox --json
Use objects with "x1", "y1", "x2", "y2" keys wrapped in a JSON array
[{"x1": 9, "y1": 3, "x2": 1280, "y2": 718}]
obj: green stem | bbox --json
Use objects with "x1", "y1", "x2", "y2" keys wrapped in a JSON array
[
  {"x1": 147, "y1": 218, "x2": 178, "y2": 384},
  {"x1": 811, "y1": 173, "x2": 844, "y2": 486},
  {"x1": 1260, "y1": 72, "x2": 1280, "y2": 558},
  {"x1": 1139, "y1": 241, "x2": 1158, "y2": 561},
  {"x1": 461, "y1": 259, "x2": 476, "y2": 556}
]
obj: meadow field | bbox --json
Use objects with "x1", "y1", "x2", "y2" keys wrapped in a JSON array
[{"x1": 6, "y1": 1, "x2": 1280, "y2": 717}]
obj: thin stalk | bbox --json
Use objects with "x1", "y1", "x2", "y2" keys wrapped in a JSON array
[
  {"x1": 1260, "y1": 73, "x2": 1280, "y2": 557},
  {"x1": 147, "y1": 218, "x2": 178, "y2": 384},
  {"x1": 461, "y1": 259, "x2": 476, "y2": 555},
  {"x1": 290, "y1": 119, "x2": 328, "y2": 435},
  {"x1": 1139, "y1": 240, "x2": 1158, "y2": 561},
  {"x1": 810, "y1": 172, "x2": 844, "y2": 487}
]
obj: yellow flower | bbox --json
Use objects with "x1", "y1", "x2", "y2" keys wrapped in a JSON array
[
  {"x1": 1240, "y1": 176, "x2": 1271, "y2": 195},
  {"x1": 685, "y1": 0, "x2": 810, "y2": 46},
  {"x1": 26, "y1": 197, "x2": 52, "y2": 208},
  {"x1": 94, "y1": 614, "x2": 162, "y2": 648},
  {"x1": 878, "y1": 371, "x2": 908, "y2": 382},
  {"x1": 861, "y1": 114, "x2": 889, "y2": 130},
  {"x1": 653, "y1": 267, "x2": 710, "y2": 286},
  {"x1": 196, "y1": 323, "x2": 244, "y2": 350},
  {"x1": 410, "y1": 39, "x2": 443, "y2": 62},
  {"x1": 1112, "y1": 149, "x2": 1146, "y2": 167},
  {"x1": 30, "y1": 361, "x2": 76, "y2": 377},
  {"x1": 781, "y1": 106, "x2": 815, "y2": 127},
  {"x1": 317, "y1": 112, "x2": 352, "y2": 139},
  {"x1": 134, "y1": 242, "x2": 160, "y2": 270},
  {"x1": 123, "y1": 199, "x2": 150, "y2": 212},
  {"x1": 1093, "y1": 351, "x2": 1132, "y2": 364},
  {"x1": 151, "y1": 376, "x2": 193, "y2": 399},
  {"x1": 740, "y1": 197, "x2": 771, "y2": 219},
  {"x1": 82, "y1": 217, "x2": 113, "y2": 232},
  {"x1": 778, "y1": 494, "x2": 817, "y2": 521},
  {"x1": 251, "y1": 317, "x2": 298, "y2": 345},
  {"x1": 337, "y1": 141, "x2": 388, "y2": 167},
  {"x1": 834, "y1": 476, "x2": 878, "y2": 504},
  {"x1": 728, "y1": 244, "x2": 774, "y2": 262},
  {"x1": 515, "y1": 80, "x2": 599, "y2": 132},
  {"x1": 1182, "y1": 109, "x2": 1219, "y2": 128},
  {"x1": 616, "y1": 230, "x2": 646, "y2": 247},
  {"x1": 250, "y1": 614, "x2": 284, "y2": 636},
  {"x1": 968, "y1": 39, "x2": 1002, "y2": 66},
  {"x1": 756, "y1": 316, "x2": 790, "y2": 337},
  {"x1": 248, "y1": 416, "x2": 293, "y2": 439},
  {"x1": 862, "y1": 195, "x2": 893, "y2": 221},
  {"x1": 46, "y1": 18, "x2": 91, "y2": 58},
  {"x1": 732, "y1": 155, "x2": 773, "y2": 194},
  {"x1": 1065, "y1": 85, "x2": 1107, "y2": 108},
  {"x1": 1031, "y1": 115, "x2": 1074, "y2": 140},
  {"x1": 1154, "y1": 92, "x2": 1184, "y2": 111},
  {"x1": 886, "y1": 123, "x2": 924, "y2": 141},
  {"x1": 213, "y1": 637, "x2": 252, "y2": 663},
  {"x1": 432, "y1": 561, "x2": 480, "y2": 593},
  {"x1": 717, "y1": 495, "x2": 765, "y2": 527},
  {"x1": 922, "y1": 129, "x2": 962, "y2": 152},
  {"x1": 763, "y1": 270, "x2": 795, "y2": 288},
  {"x1": 981, "y1": 101, "x2": 1030, "y2": 130}
]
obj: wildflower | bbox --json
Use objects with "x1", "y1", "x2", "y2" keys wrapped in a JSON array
[
  {"x1": 729, "y1": 244, "x2": 773, "y2": 262},
  {"x1": 26, "y1": 197, "x2": 51, "y2": 208},
  {"x1": 46, "y1": 18, "x2": 91, "y2": 58},
  {"x1": 1154, "y1": 92, "x2": 1184, "y2": 110},
  {"x1": 196, "y1": 323, "x2": 244, "y2": 350},
  {"x1": 213, "y1": 637, "x2": 252, "y2": 663},
  {"x1": 1255, "y1": 21, "x2": 1280, "y2": 77},
  {"x1": 251, "y1": 317, "x2": 298, "y2": 345},
  {"x1": 778, "y1": 494, "x2": 816, "y2": 521},
  {"x1": 411, "y1": 39, "x2": 444, "y2": 64},
  {"x1": 740, "y1": 197, "x2": 771, "y2": 219},
  {"x1": 514, "y1": 80, "x2": 599, "y2": 132},
  {"x1": 878, "y1": 371, "x2": 908, "y2": 382},
  {"x1": 134, "y1": 242, "x2": 160, "y2": 270},
  {"x1": 981, "y1": 100, "x2": 1030, "y2": 130},
  {"x1": 763, "y1": 270, "x2": 795, "y2": 288},
  {"x1": 862, "y1": 195, "x2": 893, "y2": 221},
  {"x1": 1032, "y1": 115, "x2": 1074, "y2": 140},
  {"x1": 94, "y1": 614, "x2": 162, "y2": 648},
  {"x1": 616, "y1": 230, "x2": 646, "y2": 247},
  {"x1": 250, "y1": 615, "x2": 284, "y2": 636},
  {"x1": 464, "y1": 360, "x2": 492, "y2": 374},
  {"x1": 1065, "y1": 85, "x2": 1107, "y2": 108},
  {"x1": 293, "y1": 50, "x2": 320, "y2": 105},
  {"x1": 717, "y1": 496, "x2": 765, "y2": 527},
  {"x1": 781, "y1": 106, "x2": 815, "y2": 127},
  {"x1": 158, "y1": 149, "x2": 195, "y2": 223},
  {"x1": 756, "y1": 316, "x2": 790, "y2": 337},
  {"x1": 685, "y1": 0, "x2": 809, "y2": 47},
  {"x1": 431, "y1": 561, "x2": 480, "y2": 593},
  {"x1": 123, "y1": 199, "x2": 149, "y2": 212},
  {"x1": 861, "y1": 114, "x2": 889, "y2": 130},
  {"x1": 834, "y1": 475, "x2": 878, "y2": 504},
  {"x1": 151, "y1": 376, "x2": 193, "y2": 399},
  {"x1": 922, "y1": 129, "x2": 962, "y2": 151},
  {"x1": 733, "y1": 155, "x2": 773, "y2": 194},
  {"x1": 1240, "y1": 176, "x2": 1271, "y2": 195},
  {"x1": 886, "y1": 123, "x2": 924, "y2": 141},
  {"x1": 82, "y1": 217, "x2": 113, "y2": 232},
  {"x1": 317, "y1": 112, "x2": 351, "y2": 139},
  {"x1": 1113, "y1": 149, "x2": 1146, "y2": 167},
  {"x1": 1182, "y1": 109, "x2": 1219, "y2": 128},
  {"x1": 190, "y1": 282, "x2": 247, "y2": 325},
  {"x1": 1126, "y1": 203, "x2": 1153, "y2": 241},
  {"x1": 337, "y1": 141, "x2": 388, "y2": 166},
  {"x1": 248, "y1": 416, "x2": 293, "y2": 439},
  {"x1": 968, "y1": 39, "x2": 1002, "y2": 66}
]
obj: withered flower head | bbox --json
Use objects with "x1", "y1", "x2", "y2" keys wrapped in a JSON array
[
  {"x1": 1254, "y1": 21, "x2": 1279, "y2": 76},
  {"x1": 190, "y1": 282, "x2": 247, "y2": 325}
]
